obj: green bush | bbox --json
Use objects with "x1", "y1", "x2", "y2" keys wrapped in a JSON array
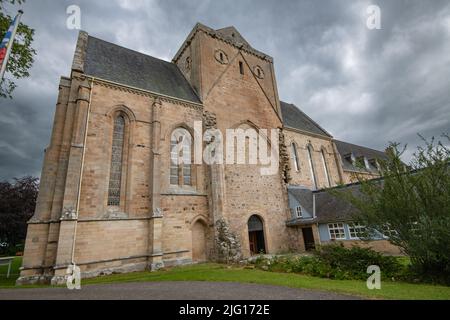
[
  {"x1": 252, "y1": 245, "x2": 405, "y2": 281},
  {"x1": 314, "y1": 244, "x2": 403, "y2": 280}
]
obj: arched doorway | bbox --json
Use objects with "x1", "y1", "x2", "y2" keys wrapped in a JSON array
[
  {"x1": 248, "y1": 215, "x2": 266, "y2": 255},
  {"x1": 192, "y1": 220, "x2": 207, "y2": 262}
]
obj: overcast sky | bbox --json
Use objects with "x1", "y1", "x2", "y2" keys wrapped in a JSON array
[{"x1": 0, "y1": 0, "x2": 449, "y2": 180}]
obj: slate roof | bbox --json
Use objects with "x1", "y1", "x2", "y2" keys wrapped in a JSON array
[
  {"x1": 288, "y1": 187, "x2": 314, "y2": 214},
  {"x1": 280, "y1": 101, "x2": 332, "y2": 137},
  {"x1": 286, "y1": 182, "x2": 384, "y2": 225},
  {"x1": 314, "y1": 184, "x2": 363, "y2": 223},
  {"x1": 84, "y1": 36, "x2": 201, "y2": 103},
  {"x1": 334, "y1": 140, "x2": 388, "y2": 173}
]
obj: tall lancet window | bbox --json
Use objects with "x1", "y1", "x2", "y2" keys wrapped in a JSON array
[
  {"x1": 170, "y1": 128, "x2": 192, "y2": 186},
  {"x1": 291, "y1": 143, "x2": 300, "y2": 172},
  {"x1": 307, "y1": 144, "x2": 317, "y2": 190},
  {"x1": 321, "y1": 148, "x2": 332, "y2": 187},
  {"x1": 108, "y1": 115, "x2": 125, "y2": 206}
]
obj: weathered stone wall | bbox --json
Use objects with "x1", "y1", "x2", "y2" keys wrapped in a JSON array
[
  {"x1": 74, "y1": 220, "x2": 149, "y2": 264},
  {"x1": 284, "y1": 128, "x2": 342, "y2": 189},
  {"x1": 179, "y1": 30, "x2": 292, "y2": 258},
  {"x1": 161, "y1": 194, "x2": 210, "y2": 262},
  {"x1": 341, "y1": 170, "x2": 380, "y2": 185},
  {"x1": 321, "y1": 239, "x2": 403, "y2": 255}
]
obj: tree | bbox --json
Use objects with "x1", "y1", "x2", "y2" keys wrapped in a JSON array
[
  {"x1": 0, "y1": 176, "x2": 38, "y2": 255},
  {"x1": 333, "y1": 135, "x2": 450, "y2": 284},
  {"x1": 0, "y1": 0, "x2": 36, "y2": 98}
]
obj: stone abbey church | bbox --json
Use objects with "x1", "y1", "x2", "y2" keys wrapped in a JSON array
[{"x1": 18, "y1": 23, "x2": 398, "y2": 285}]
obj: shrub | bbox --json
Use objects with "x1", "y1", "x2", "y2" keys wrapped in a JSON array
[
  {"x1": 331, "y1": 136, "x2": 450, "y2": 285},
  {"x1": 314, "y1": 244, "x2": 403, "y2": 280},
  {"x1": 252, "y1": 245, "x2": 405, "y2": 281}
]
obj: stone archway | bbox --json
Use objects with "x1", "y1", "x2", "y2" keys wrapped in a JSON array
[
  {"x1": 192, "y1": 220, "x2": 207, "y2": 262},
  {"x1": 248, "y1": 215, "x2": 266, "y2": 255}
]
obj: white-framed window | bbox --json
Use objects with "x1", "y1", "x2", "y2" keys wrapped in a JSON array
[
  {"x1": 369, "y1": 158, "x2": 379, "y2": 170},
  {"x1": 381, "y1": 223, "x2": 397, "y2": 239},
  {"x1": 348, "y1": 223, "x2": 366, "y2": 239},
  {"x1": 291, "y1": 143, "x2": 300, "y2": 172},
  {"x1": 381, "y1": 224, "x2": 397, "y2": 239},
  {"x1": 328, "y1": 223, "x2": 346, "y2": 240},
  {"x1": 295, "y1": 206, "x2": 302, "y2": 218}
]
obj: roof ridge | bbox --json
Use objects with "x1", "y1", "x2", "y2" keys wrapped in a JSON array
[{"x1": 334, "y1": 139, "x2": 386, "y2": 155}]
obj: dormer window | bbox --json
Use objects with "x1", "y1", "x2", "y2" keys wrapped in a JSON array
[
  {"x1": 344, "y1": 153, "x2": 355, "y2": 164},
  {"x1": 369, "y1": 158, "x2": 379, "y2": 170},
  {"x1": 364, "y1": 157, "x2": 371, "y2": 170},
  {"x1": 355, "y1": 156, "x2": 366, "y2": 169}
]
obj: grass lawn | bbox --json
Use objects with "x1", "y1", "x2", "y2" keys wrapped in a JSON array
[
  {"x1": 80, "y1": 263, "x2": 450, "y2": 300},
  {"x1": 2, "y1": 258, "x2": 449, "y2": 299},
  {"x1": 0, "y1": 257, "x2": 23, "y2": 287}
]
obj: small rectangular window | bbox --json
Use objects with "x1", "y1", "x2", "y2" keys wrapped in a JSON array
[
  {"x1": 295, "y1": 206, "x2": 302, "y2": 218},
  {"x1": 328, "y1": 223, "x2": 346, "y2": 240},
  {"x1": 239, "y1": 61, "x2": 244, "y2": 75},
  {"x1": 381, "y1": 224, "x2": 397, "y2": 239},
  {"x1": 348, "y1": 223, "x2": 366, "y2": 239}
]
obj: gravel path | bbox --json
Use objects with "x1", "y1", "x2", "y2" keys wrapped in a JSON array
[{"x1": 0, "y1": 281, "x2": 362, "y2": 300}]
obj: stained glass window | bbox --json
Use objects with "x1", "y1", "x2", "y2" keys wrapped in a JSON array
[
  {"x1": 107, "y1": 115, "x2": 125, "y2": 206},
  {"x1": 170, "y1": 128, "x2": 192, "y2": 186}
]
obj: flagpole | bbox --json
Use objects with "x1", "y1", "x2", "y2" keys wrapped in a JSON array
[{"x1": 0, "y1": 10, "x2": 23, "y2": 81}]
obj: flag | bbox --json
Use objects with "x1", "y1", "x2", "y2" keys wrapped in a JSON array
[{"x1": 0, "y1": 11, "x2": 23, "y2": 80}]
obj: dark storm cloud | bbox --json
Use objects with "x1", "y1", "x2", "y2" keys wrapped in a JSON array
[{"x1": 0, "y1": 0, "x2": 449, "y2": 180}]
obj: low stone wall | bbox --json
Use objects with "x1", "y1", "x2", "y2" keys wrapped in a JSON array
[{"x1": 323, "y1": 239, "x2": 403, "y2": 255}]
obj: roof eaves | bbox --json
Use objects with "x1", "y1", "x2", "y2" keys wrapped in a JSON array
[{"x1": 283, "y1": 125, "x2": 333, "y2": 140}]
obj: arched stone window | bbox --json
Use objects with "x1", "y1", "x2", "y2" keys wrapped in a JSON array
[
  {"x1": 307, "y1": 144, "x2": 317, "y2": 190},
  {"x1": 253, "y1": 65, "x2": 264, "y2": 79},
  {"x1": 107, "y1": 115, "x2": 125, "y2": 206},
  {"x1": 170, "y1": 128, "x2": 192, "y2": 186},
  {"x1": 321, "y1": 148, "x2": 332, "y2": 187},
  {"x1": 291, "y1": 143, "x2": 300, "y2": 172}
]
